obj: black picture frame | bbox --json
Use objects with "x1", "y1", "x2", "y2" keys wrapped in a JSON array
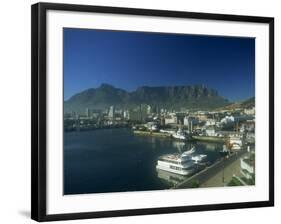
[{"x1": 31, "y1": 2, "x2": 274, "y2": 222}]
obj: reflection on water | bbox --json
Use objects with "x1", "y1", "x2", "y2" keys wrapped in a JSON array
[
  {"x1": 64, "y1": 128, "x2": 222, "y2": 195},
  {"x1": 172, "y1": 141, "x2": 186, "y2": 152},
  {"x1": 157, "y1": 169, "x2": 186, "y2": 187}
]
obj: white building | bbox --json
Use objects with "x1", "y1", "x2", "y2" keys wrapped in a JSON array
[
  {"x1": 220, "y1": 115, "x2": 235, "y2": 124},
  {"x1": 205, "y1": 119, "x2": 216, "y2": 126},
  {"x1": 244, "y1": 107, "x2": 255, "y2": 115},
  {"x1": 123, "y1": 110, "x2": 129, "y2": 120},
  {"x1": 165, "y1": 114, "x2": 177, "y2": 125},
  {"x1": 147, "y1": 105, "x2": 152, "y2": 115},
  {"x1": 85, "y1": 108, "x2": 90, "y2": 117},
  {"x1": 108, "y1": 105, "x2": 115, "y2": 119},
  {"x1": 240, "y1": 156, "x2": 254, "y2": 179},
  {"x1": 183, "y1": 116, "x2": 189, "y2": 126}
]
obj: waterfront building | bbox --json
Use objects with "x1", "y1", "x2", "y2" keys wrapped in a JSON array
[
  {"x1": 123, "y1": 110, "x2": 129, "y2": 120},
  {"x1": 244, "y1": 107, "x2": 255, "y2": 115},
  {"x1": 108, "y1": 105, "x2": 115, "y2": 120},
  {"x1": 164, "y1": 114, "x2": 177, "y2": 125},
  {"x1": 71, "y1": 110, "x2": 76, "y2": 118},
  {"x1": 160, "y1": 116, "x2": 165, "y2": 126},
  {"x1": 85, "y1": 108, "x2": 90, "y2": 118},
  {"x1": 205, "y1": 119, "x2": 216, "y2": 126},
  {"x1": 220, "y1": 115, "x2": 235, "y2": 124},
  {"x1": 196, "y1": 112, "x2": 209, "y2": 122},
  {"x1": 175, "y1": 113, "x2": 185, "y2": 125},
  {"x1": 228, "y1": 136, "x2": 243, "y2": 151},
  {"x1": 246, "y1": 132, "x2": 255, "y2": 143},
  {"x1": 240, "y1": 120, "x2": 255, "y2": 132},
  {"x1": 64, "y1": 112, "x2": 71, "y2": 119},
  {"x1": 128, "y1": 109, "x2": 142, "y2": 122},
  {"x1": 240, "y1": 156, "x2": 255, "y2": 180},
  {"x1": 147, "y1": 105, "x2": 152, "y2": 115},
  {"x1": 183, "y1": 116, "x2": 189, "y2": 126},
  {"x1": 91, "y1": 112, "x2": 100, "y2": 119},
  {"x1": 140, "y1": 104, "x2": 149, "y2": 122}
]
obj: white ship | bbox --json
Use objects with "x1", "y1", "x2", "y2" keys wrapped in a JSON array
[
  {"x1": 156, "y1": 149, "x2": 195, "y2": 175},
  {"x1": 172, "y1": 129, "x2": 187, "y2": 140}
]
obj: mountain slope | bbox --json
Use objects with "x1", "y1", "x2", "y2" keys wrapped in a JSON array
[{"x1": 215, "y1": 97, "x2": 255, "y2": 111}]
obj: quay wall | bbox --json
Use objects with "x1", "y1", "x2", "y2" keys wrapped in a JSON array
[
  {"x1": 192, "y1": 136, "x2": 226, "y2": 143},
  {"x1": 173, "y1": 150, "x2": 247, "y2": 189},
  {"x1": 133, "y1": 130, "x2": 171, "y2": 138}
]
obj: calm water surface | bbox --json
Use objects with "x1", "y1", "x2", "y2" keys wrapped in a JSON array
[{"x1": 64, "y1": 128, "x2": 222, "y2": 195}]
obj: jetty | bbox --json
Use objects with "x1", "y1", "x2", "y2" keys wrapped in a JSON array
[{"x1": 133, "y1": 130, "x2": 171, "y2": 138}]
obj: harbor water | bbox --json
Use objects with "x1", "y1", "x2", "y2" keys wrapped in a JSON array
[{"x1": 64, "y1": 128, "x2": 223, "y2": 195}]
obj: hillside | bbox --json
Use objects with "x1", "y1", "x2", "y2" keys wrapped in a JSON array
[{"x1": 215, "y1": 97, "x2": 255, "y2": 111}]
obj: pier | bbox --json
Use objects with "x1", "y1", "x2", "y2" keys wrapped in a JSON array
[{"x1": 133, "y1": 130, "x2": 172, "y2": 138}]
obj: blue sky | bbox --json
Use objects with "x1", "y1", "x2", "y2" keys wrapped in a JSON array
[{"x1": 64, "y1": 28, "x2": 255, "y2": 102}]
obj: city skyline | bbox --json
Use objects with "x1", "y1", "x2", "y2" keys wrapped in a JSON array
[{"x1": 64, "y1": 28, "x2": 255, "y2": 102}]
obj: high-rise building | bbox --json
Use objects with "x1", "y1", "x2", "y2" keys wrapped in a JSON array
[
  {"x1": 147, "y1": 105, "x2": 152, "y2": 115},
  {"x1": 108, "y1": 106, "x2": 115, "y2": 120},
  {"x1": 123, "y1": 110, "x2": 129, "y2": 120},
  {"x1": 85, "y1": 108, "x2": 90, "y2": 117},
  {"x1": 140, "y1": 104, "x2": 149, "y2": 122}
]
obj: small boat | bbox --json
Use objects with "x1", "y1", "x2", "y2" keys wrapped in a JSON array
[{"x1": 172, "y1": 129, "x2": 187, "y2": 140}]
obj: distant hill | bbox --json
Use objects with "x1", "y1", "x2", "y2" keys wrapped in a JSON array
[
  {"x1": 240, "y1": 97, "x2": 255, "y2": 108},
  {"x1": 64, "y1": 83, "x2": 229, "y2": 113},
  {"x1": 216, "y1": 97, "x2": 255, "y2": 111}
]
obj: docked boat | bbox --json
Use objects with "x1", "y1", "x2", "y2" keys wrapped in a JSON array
[
  {"x1": 156, "y1": 149, "x2": 195, "y2": 175},
  {"x1": 172, "y1": 129, "x2": 187, "y2": 140}
]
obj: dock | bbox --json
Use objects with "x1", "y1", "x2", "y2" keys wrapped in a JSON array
[
  {"x1": 133, "y1": 130, "x2": 228, "y2": 144},
  {"x1": 133, "y1": 130, "x2": 171, "y2": 138},
  {"x1": 191, "y1": 135, "x2": 226, "y2": 143}
]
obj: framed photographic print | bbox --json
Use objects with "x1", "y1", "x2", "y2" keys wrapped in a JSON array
[{"x1": 31, "y1": 2, "x2": 274, "y2": 222}]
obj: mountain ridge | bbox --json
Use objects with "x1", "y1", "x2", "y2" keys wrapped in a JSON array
[{"x1": 64, "y1": 83, "x2": 230, "y2": 113}]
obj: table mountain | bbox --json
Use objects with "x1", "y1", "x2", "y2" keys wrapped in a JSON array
[{"x1": 64, "y1": 83, "x2": 229, "y2": 113}]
